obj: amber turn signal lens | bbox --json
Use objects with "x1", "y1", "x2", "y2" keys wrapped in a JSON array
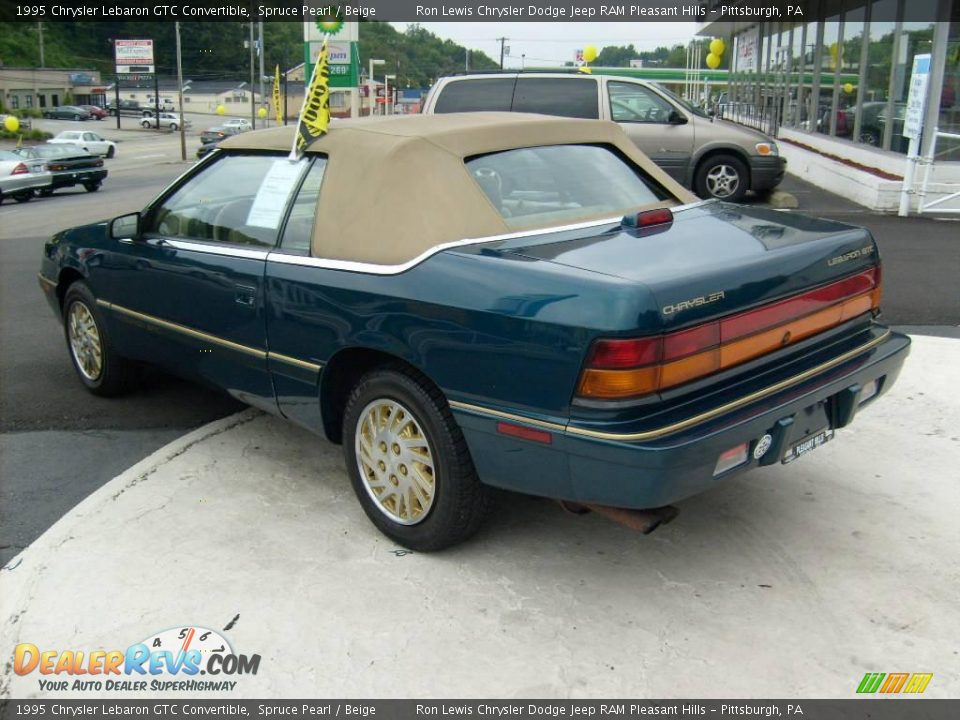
[{"x1": 577, "y1": 367, "x2": 659, "y2": 399}]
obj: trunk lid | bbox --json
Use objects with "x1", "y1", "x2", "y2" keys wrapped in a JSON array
[{"x1": 502, "y1": 201, "x2": 879, "y2": 331}]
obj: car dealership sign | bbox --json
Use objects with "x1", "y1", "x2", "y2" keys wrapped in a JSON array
[{"x1": 114, "y1": 39, "x2": 154, "y2": 74}]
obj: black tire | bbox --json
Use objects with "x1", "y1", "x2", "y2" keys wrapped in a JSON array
[
  {"x1": 106, "y1": 145, "x2": 115, "y2": 158},
  {"x1": 73, "y1": 114, "x2": 81, "y2": 121},
  {"x1": 13, "y1": 190, "x2": 33, "y2": 203},
  {"x1": 43, "y1": 112, "x2": 51, "y2": 119},
  {"x1": 62, "y1": 281, "x2": 135, "y2": 397},
  {"x1": 859, "y1": 128, "x2": 882, "y2": 146},
  {"x1": 84, "y1": 182, "x2": 101, "y2": 193},
  {"x1": 38, "y1": 188, "x2": 54, "y2": 197},
  {"x1": 171, "y1": 123, "x2": 178, "y2": 131},
  {"x1": 342, "y1": 366, "x2": 491, "y2": 551},
  {"x1": 694, "y1": 153, "x2": 750, "y2": 203},
  {"x1": 141, "y1": 120, "x2": 150, "y2": 129}
]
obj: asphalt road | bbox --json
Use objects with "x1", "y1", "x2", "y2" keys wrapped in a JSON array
[
  {"x1": 0, "y1": 132, "x2": 244, "y2": 564},
  {"x1": 1, "y1": 133, "x2": 958, "y2": 566}
]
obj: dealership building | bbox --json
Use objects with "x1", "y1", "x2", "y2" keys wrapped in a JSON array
[{"x1": 698, "y1": 0, "x2": 960, "y2": 213}]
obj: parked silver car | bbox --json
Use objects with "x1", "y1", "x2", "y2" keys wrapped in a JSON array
[
  {"x1": 141, "y1": 112, "x2": 190, "y2": 131},
  {"x1": 422, "y1": 72, "x2": 786, "y2": 202},
  {"x1": 0, "y1": 150, "x2": 51, "y2": 205}
]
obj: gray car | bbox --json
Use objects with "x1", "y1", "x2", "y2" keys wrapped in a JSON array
[{"x1": 423, "y1": 72, "x2": 786, "y2": 202}]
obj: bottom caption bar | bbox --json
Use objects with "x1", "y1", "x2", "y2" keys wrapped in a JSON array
[{"x1": 1, "y1": 701, "x2": 957, "y2": 720}]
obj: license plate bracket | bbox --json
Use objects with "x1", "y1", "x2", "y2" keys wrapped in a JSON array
[{"x1": 782, "y1": 427, "x2": 834, "y2": 464}]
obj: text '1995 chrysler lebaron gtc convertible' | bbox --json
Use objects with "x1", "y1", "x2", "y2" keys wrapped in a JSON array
[{"x1": 38, "y1": 113, "x2": 910, "y2": 550}]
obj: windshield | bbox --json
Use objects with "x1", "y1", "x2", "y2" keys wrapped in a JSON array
[{"x1": 655, "y1": 84, "x2": 709, "y2": 118}]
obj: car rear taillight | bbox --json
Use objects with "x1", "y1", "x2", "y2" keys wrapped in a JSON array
[
  {"x1": 50, "y1": 164, "x2": 66, "y2": 171},
  {"x1": 11, "y1": 163, "x2": 29, "y2": 175},
  {"x1": 577, "y1": 267, "x2": 881, "y2": 401}
]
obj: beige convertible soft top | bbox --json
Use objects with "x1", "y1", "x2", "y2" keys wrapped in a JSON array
[{"x1": 219, "y1": 112, "x2": 696, "y2": 266}]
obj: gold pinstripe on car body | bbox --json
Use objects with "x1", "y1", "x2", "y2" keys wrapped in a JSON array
[{"x1": 96, "y1": 299, "x2": 323, "y2": 372}]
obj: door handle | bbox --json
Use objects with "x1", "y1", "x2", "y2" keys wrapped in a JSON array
[{"x1": 235, "y1": 284, "x2": 257, "y2": 307}]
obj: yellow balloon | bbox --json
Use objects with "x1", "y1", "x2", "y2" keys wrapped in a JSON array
[
  {"x1": 705, "y1": 53, "x2": 721, "y2": 69},
  {"x1": 709, "y1": 38, "x2": 726, "y2": 56},
  {"x1": 843, "y1": 82, "x2": 855, "y2": 94},
  {"x1": 216, "y1": 105, "x2": 226, "y2": 115},
  {"x1": 583, "y1": 45, "x2": 598, "y2": 63},
  {"x1": 3, "y1": 115, "x2": 20, "y2": 133},
  {"x1": 257, "y1": 107, "x2": 268, "y2": 119}
]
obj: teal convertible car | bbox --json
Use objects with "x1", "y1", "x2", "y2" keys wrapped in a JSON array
[{"x1": 39, "y1": 113, "x2": 909, "y2": 550}]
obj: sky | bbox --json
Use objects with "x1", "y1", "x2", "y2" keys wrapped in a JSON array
[{"x1": 388, "y1": 22, "x2": 698, "y2": 68}]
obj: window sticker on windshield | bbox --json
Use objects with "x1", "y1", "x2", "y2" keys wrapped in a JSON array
[{"x1": 246, "y1": 159, "x2": 306, "y2": 229}]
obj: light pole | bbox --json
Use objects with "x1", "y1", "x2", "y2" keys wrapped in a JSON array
[
  {"x1": 368, "y1": 58, "x2": 385, "y2": 116},
  {"x1": 248, "y1": 22, "x2": 256, "y2": 127},
  {"x1": 257, "y1": 21, "x2": 265, "y2": 124},
  {"x1": 385, "y1": 74, "x2": 396, "y2": 115},
  {"x1": 175, "y1": 22, "x2": 186, "y2": 161}
]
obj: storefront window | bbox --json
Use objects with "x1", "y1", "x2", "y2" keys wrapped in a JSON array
[
  {"x1": 788, "y1": 23, "x2": 806, "y2": 127},
  {"x1": 863, "y1": 0, "x2": 898, "y2": 148},
  {"x1": 841, "y1": 8, "x2": 865, "y2": 141},
  {"x1": 817, "y1": 16, "x2": 842, "y2": 135},
  {"x1": 801, "y1": 20, "x2": 820, "y2": 129},
  {"x1": 891, "y1": 0, "x2": 937, "y2": 153},
  {"x1": 940, "y1": 22, "x2": 960, "y2": 161}
]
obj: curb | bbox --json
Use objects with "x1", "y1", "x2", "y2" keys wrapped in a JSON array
[{"x1": 0, "y1": 408, "x2": 260, "y2": 576}]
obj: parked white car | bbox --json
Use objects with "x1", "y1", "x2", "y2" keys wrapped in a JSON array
[
  {"x1": 48, "y1": 131, "x2": 117, "y2": 159},
  {"x1": 220, "y1": 119, "x2": 252, "y2": 132},
  {"x1": 141, "y1": 113, "x2": 190, "y2": 131}
]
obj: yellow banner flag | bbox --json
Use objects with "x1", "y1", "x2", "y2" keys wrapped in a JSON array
[
  {"x1": 291, "y1": 38, "x2": 330, "y2": 160},
  {"x1": 272, "y1": 64, "x2": 282, "y2": 125}
]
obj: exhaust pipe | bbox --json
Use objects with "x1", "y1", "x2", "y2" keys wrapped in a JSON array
[{"x1": 558, "y1": 501, "x2": 679, "y2": 534}]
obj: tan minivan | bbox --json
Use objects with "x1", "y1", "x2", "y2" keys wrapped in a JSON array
[{"x1": 422, "y1": 72, "x2": 786, "y2": 203}]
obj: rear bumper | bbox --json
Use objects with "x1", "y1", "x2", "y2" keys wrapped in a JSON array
[
  {"x1": 749, "y1": 155, "x2": 787, "y2": 192},
  {"x1": 454, "y1": 328, "x2": 910, "y2": 509},
  {"x1": 50, "y1": 169, "x2": 107, "y2": 189}
]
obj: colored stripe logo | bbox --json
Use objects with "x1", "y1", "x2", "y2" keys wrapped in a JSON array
[{"x1": 857, "y1": 672, "x2": 932, "y2": 694}]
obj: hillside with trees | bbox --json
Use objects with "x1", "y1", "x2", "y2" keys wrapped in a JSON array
[{"x1": 0, "y1": 21, "x2": 497, "y2": 88}]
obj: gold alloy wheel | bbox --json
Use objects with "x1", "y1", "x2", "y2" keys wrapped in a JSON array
[
  {"x1": 67, "y1": 301, "x2": 103, "y2": 381},
  {"x1": 355, "y1": 399, "x2": 436, "y2": 525}
]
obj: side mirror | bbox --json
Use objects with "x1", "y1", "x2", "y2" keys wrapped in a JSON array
[
  {"x1": 110, "y1": 212, "x2": 141, "y2": 240},
  {"x1": 668, "y1": 110, "x2": 689, "y2": 125}
]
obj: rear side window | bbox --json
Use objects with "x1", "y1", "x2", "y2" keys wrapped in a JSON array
[
  {"x1": 466, "y1": 144, "x2": 669, "y2": 229},
  {"x1": 434, "y1": 78, "x2": 515, "y2": 113},
  {"x1": 512, "y1": 78, "x2": 599, "y2": 119}
]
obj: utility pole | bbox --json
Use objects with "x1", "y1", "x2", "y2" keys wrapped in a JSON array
[
  {"x1": 497, "y1": 37, "x2": 508, "y2": 69},
  {"x1": 282, "y1": 51, "x2": 288, "y2": 125},
  {"x1": 257, "y1": 21, "x2": 265, "y2": 125},
  {"x1": 465, "y1": 48, "x2": 469, "y2": 72},
  {"x1": 249, "y1": 22, "x2": 256, "y2": 128},
  {"x1": 38, "y1": 22, "x2": 45, "y2": 68},
  {"x1": 175, "y1": 22, "x2": 186, "y2": 161}
]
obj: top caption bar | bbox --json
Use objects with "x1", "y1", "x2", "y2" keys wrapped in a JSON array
[{"x1": 2, "y1": 0, "x2": 919, "y2": 23}]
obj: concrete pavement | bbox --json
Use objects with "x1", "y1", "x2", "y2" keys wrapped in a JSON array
[{"x1": 1, "y1": 334, "x2": 958, "y2": 699}]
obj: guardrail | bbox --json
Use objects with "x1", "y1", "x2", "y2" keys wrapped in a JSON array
[
  {"x1": 918, "y1": 129, "x2": 960, "y2": 215},
  {"x1": 715, "y1": 102, "x2": 779, "y2": 137}
]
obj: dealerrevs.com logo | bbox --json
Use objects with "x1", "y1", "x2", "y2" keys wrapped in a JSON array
[
  {"x1": 856, "y1": 672, "x2": 933, "y2": 694},
  {"x1": 14, "y1": 626, "x2": 261, "y2": 693}
]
